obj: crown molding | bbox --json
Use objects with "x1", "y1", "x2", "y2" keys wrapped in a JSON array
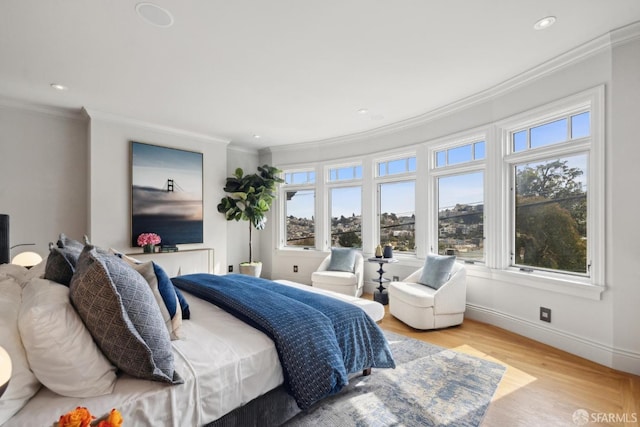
[
  {"x1": 83, "y1": 107, "x2": 229, "y2": 145},
  {"x1": 610, "y1": 20, "x2": 640, "y2": 47},
  {"x1": 268, "y1": 21, "x2": 640, "y2": 155},
  {"x1": 0, "y1": 96, "x2": 84, "y2": 120}
]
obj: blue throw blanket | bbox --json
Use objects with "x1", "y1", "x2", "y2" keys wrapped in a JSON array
[{"x1": 171, "y1": 274, "x2": 395, "y2": 409}]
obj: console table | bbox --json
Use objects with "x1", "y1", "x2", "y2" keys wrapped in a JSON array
[
  {"x1": 367, "y1": 257, "x2": 398, "y2": 305},
  {"x1": 125, "y1": 248, "x2": 214, "y2": 277}
]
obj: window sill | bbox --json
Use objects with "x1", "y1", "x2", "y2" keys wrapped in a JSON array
[{"x1": 465, "y1": 264, "x2": 605, "y2": 300}]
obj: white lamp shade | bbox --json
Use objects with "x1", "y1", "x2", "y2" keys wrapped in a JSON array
[
  {"x1": 0, "y1": 345, "x2": 11, "y2": 397},
  {"x1": 11, "y1": 251, "x2": 43, "y2": 268}
]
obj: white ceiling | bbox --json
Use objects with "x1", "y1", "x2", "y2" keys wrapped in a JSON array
[{"x1": 1, "y1": 1, "x2": 639, "y2": 149}]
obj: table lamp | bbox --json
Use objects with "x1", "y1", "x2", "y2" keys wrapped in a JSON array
[
  {"x1": 11, "y1": 251, "x2": 43, "y2": 269},
  {"x1": 0, "y1": 346, "x2": 11, "y2": 398}
]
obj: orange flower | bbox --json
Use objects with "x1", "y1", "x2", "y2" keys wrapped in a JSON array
[
  {"x1": 57, "y1": 407, "x2": 94, "y2": 427},
  {"x1": 95, "y1": 409, "x2": 123, "y2": 427}
]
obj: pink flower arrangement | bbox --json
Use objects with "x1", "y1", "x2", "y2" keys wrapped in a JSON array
[{"x1": 137, "y1": 233, "x2": 161, "y2": 247}]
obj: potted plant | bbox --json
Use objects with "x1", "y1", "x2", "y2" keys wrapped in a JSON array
[{"x1": 217, "y1": 164, "x2": 284, "y2": 277}]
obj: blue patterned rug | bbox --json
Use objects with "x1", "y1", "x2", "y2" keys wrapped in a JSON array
[{"x1": 283, "y1": 330, "x2": 505, "y2": 427}]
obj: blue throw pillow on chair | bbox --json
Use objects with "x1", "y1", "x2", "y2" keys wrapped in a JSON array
[
  {"x1": 418, "y1": 254, "x2": 456, "y2": 290},
  {"x1": 327, "y1": 248, "x2": 357, "y2": 272}
]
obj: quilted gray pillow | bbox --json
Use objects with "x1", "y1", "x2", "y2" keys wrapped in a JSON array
[{"x1": 69, "y1": 246, "x2": 182, "y2": 384}]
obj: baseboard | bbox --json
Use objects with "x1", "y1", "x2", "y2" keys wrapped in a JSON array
[{"x1": 465, "y1": 303, "x2": 640, "y2": 376}]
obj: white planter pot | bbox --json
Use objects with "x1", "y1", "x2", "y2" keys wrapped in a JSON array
[{"x1": 239, "y1": 262, "x2": 262, "y2": 278}]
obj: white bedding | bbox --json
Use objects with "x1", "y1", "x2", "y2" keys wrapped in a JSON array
[{"x1": 4, "y1": 279, "x2": 384, "y2": 426}]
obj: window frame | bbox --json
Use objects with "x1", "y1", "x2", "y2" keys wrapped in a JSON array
[
  {"x1": 428, "y1": 132, "x2": 487, "y2": 263},
  {"x1": 279, "y1": 167, "x2": 318, "y2": 250},
  {"x1": 326, "y1": 162, "x2": 363, "y2": 249},
  {"x1": 497, "y1": 86, "x2": 604, "y2": 288},
  {"x1": 374, "y1": 152, "x2": 418, "y2": 255}
]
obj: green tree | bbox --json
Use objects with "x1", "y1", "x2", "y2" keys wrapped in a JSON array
[
  {"x1": 515, "y1": 159, "x2": 587, "y2": 273},
  {"x1": 338, "y1": 230, "x2": 362, "y2": 248}
]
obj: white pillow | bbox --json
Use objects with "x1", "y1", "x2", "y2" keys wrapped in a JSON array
[
  {"x1": 0, "y1": 277, "x2": 40, "y2": 425},
  {"x1": 131, "y1": 261, "x2": 183, "y2": 340},
  {"x1": 18, "y1": 278, "x2": 117, "y2": 397}
]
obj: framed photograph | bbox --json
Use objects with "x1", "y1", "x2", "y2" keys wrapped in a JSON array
[{"x1": 130, "y1": 141, "x2": 203, "y2": 247}]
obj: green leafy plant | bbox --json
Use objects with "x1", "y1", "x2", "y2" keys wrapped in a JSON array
[{"x1": 217, "y1": 164, "x2": 284, "y2": 264}]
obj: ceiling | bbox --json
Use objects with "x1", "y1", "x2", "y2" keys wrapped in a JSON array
[{"x1": 1, "y1": 1, "x2": 639, "y2": 150}]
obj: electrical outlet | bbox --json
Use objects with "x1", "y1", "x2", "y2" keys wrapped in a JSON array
[
  {"x1": 293, "y1": 265, "x2": 298, "y2": 273},
  {"x1": 540, "y1": 307, "x2": 551, "y2": 323},
  {"x1": 228, "y1": 265, "x2": 233, "y2": 273},
  {"x1": 392, "y1": 275, "x2": 400, "y2": 282}
]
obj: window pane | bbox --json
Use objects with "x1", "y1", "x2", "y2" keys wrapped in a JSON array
[
  {"x1": 379, "y1": 181, "x2": 415, "y2": 253},
  {"x1": 285, "y1": 189, "x2": 315, "y2": 247},
  {"x1": 331, "y1": 186, "x2": 362, "y2": 248},
  {"x1": 447, "y1": 145, "x2": 472, "y2": 165},
  {"x1": 571, "y1": 112, "x2": 590, "y2": 139},
  {"x1": 513, "y1": 130, "x2": 527, "y2": 152},
  {"x1": 438, "y1": 172, "x2": 484, "y2": 261},
  {"x1": 387, "y1": 159, "x2": 406, "y2": 175},
  {"x1": 530, "y1": 118, "x2": 568, "y2": 149},
  {"x1": 436, "y1": 151, "x2": 446, "y2": 167},
  {"x1": 408, "y1": 157, "x2": 416, "y2": 172},
  {"x1": 474, "y1": 141, "x2": 486, "y2": 160},
  {"x1": 514, "y1": 154, "x2": 587, "y2": 274},
  {"x1": 329, "y1": 165, "x2": 363, "y2": 182},
  {"x1": 286, "y1": 171, "x2": 313, "y2": 185},
  {"x1": 378, "y1": 162, "x2": 386, "y2": 177}
]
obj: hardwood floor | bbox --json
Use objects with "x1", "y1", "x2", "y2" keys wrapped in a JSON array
[{"x1": 373, "y1": 298, "x2": 640, "y2": 427}]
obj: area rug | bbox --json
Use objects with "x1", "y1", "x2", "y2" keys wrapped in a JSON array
[{"x1": 283, "y1": 331, "x2": 505, "y2": 427}]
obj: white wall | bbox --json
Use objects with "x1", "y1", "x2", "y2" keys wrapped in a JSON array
[
  {"x1": 86, "y1": 110, "x2": 229, "y2": 274},
  {"x1": 0, "y1": 102, "x2": 88, "y2": 257},
  {"x1": 261, "y1": 33, "x2": 640, "y2": 374}
]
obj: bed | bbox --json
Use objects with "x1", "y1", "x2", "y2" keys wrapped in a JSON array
[{"x1": 0, "y1": 246, "x2": 391, "y2": 426}]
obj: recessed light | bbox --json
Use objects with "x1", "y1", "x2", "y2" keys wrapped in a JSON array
[
  {"x1": 50, "y1": 83, "x2": 68, "y2": 91},
  {"x1": 357, "y1": 108, "x2": 369, "y2": 114},
  {"x1": 534, "y1": 16, "x2": 556, "y2": 30},
  {"x1": 136, "y1": 3, "x2": 174, "y2": 28},
  {"x1": 253, "y1": 134, "x2": 261, "y2": 139}
]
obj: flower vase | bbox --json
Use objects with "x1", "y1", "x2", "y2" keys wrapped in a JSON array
[{"x1": 143, "y1": 244, "x2": 155, "y2": 253}]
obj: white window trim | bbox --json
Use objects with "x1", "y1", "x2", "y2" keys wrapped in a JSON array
[
  {"x1": 427, "y1": 129, "x2": 488, "y2": 262},
  {"x1": 495, "y1": 85, "x2": 605, "y2": 293},
  {"x1": 326, "y1": 162, "x2": 364, "y2": 250},
  {"x1": 279, "y1": 165, "x2": 320, "y2": 250}
]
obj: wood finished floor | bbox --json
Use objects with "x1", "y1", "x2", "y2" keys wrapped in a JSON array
[{"x1": 368, "y1": 295, "x2": 640, "y2": 427}]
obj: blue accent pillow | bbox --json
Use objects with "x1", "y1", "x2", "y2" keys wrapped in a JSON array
[
  {"x1": 173, "y1": 286, "x2": 191, "y2": 319},
  {"x1": 418, "y1": 254, "x2": 456, "y2": 290},
  {"x1": 152, "y1": 263, "x2": 178, "y2": 318},
  {"x1": 327, "y1": 248, "x2": 357, "y2": 272}
]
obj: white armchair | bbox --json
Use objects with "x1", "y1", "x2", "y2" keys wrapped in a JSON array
[
  {"x1": 311, "y1": 251, "x2": 364, "y2": 297},
  {"x1": 388, "y1": 262, "x2": 466, "y2": 329}
]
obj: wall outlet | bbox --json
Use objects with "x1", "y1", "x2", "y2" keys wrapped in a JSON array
[
  {"x1": 540, "y1": 307, "x2": 551, "y2": 323},
  {"x1": 392, "y1": 275, "x2": 400, "y2": 282},
  {"x1": 228, "y1": 265, "x2": 233, "y2": 273},
  {"x1": 293, "y1": 265, "x2": 298, "y2": 273}
]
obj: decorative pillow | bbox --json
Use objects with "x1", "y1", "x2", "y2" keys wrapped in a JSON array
[
  {"x1": 56, "y1": 233, "x2": 84, "y2": 251},
  {"x1": 131, "y1": 261, "x2": 183, "y2": 340},
  {"x1": 43, "y1": 246, "x2": 78, "y2": 286},
  {"x1": 0, "y1": 277, "x2": 41, "y2": 425},
  {"x1": 174, "y1": 286, "x2": 191, "y2": 319},
  {"x1": 111, "y1": 248, "x2": 191, "y2": 320},
  {"x1": 69, "y1": 246, "x2": 182, "y2": 384},
  {"x1": 418, "y1": 254, "x2": 457, "y2": 290},
  {"x1": 0, "y1": 263, "x2": 29, "y2": 285},
  {"x1": 327, "y1": 248, "x2": 357, "y2": 272},
  {"x1": 18, "y1": 278, "x2": 117, "y2": 397}
]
